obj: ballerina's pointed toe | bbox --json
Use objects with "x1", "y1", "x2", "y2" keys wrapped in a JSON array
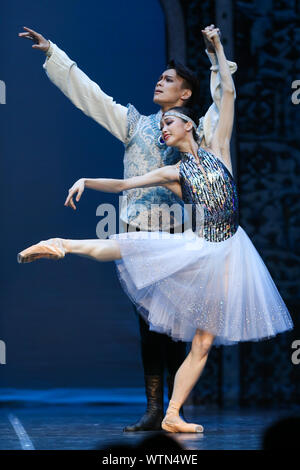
[{"x1": 17, "y1": 238, "x2": 66, "y2": 264}]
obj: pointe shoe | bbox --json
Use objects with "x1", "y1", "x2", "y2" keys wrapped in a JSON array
[
  {"x1": 17, "y1": 238, "x2": 66, "y2": 264},
  {"x1": 162, "y1": 416, "x2": 204, "y2": 433},
  {"x1": 161, "y1": 400, "x2": 204, "y2": 433}
]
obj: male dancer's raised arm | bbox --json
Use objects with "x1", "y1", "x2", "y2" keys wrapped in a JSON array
[
  {"x1": 18, "y1": 27, "x2": 128, "y2": 142},
  {"x1": 18, "y1": 25, "x2": 237, "y2": 146}
]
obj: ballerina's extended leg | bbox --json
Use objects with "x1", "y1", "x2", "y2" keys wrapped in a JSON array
[{"x1": 17, "y1": 237, "x2": 122, "y2": 263}]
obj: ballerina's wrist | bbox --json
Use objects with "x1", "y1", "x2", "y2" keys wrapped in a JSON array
[{"x1": 214, "y1": 42, "x2": 224, "y2": 54}]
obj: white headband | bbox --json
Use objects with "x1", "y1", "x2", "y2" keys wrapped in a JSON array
[
  {"x1": 162, "y1": 111, "x2": 205, "y2": 142},
  {"x1": 162, "y1": 111, "x2": 198, "y2": 130}
]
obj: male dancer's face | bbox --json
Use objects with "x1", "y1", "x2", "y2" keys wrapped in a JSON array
[{"x1": 153, "y1": 69, "x2": 192, "y2": 111}]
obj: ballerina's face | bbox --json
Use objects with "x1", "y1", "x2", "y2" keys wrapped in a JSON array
[{"x1": 160, "y1": 115, "x2": 193, "y2": 147}]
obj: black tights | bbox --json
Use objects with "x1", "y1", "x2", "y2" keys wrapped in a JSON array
[{"x1": 133, "y1": 305, "x2": 187, "y2": 377}]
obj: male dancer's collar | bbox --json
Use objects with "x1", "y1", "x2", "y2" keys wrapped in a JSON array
[
  {"x1": 155, "y1": 109, "x2": 165, "y2": 146},
  {"x1": 156, "y1": 109, "x2": 163, "y2": 128}
]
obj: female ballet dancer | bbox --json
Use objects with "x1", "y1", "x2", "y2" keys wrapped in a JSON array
[{"x1": 17, "y1": 29, "x2": 293, "y2": 433}]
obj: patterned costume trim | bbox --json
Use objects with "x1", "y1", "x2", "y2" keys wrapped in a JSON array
[{"x1": 125, "y1": 103, "x2": 141, "y2": 145}]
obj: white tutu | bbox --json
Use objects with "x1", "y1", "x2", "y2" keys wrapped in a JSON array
[{"x1": 110, "y1": 226, "x2": 293, "y2": 346}]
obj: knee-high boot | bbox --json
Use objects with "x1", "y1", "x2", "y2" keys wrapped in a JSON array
[{"x1": 123, "y1": 374, "x2": 164, "y2": 432}]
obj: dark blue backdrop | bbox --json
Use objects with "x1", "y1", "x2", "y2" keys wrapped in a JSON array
[
  {"x1": 0, "y1": 0, "x2": 166, "y2": 389},
  {"x1": 1, "y1": 0, "x2": 299, "y2": 407}
]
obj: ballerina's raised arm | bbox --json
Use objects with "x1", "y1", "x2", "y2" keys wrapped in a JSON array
[{"x1": 202, "y1": 28, "x2": 236, "y2": 176}]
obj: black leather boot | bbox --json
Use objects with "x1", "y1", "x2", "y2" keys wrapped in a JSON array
[
  {"x1": 166, "y1": 373, "x2": 185, "y2": 421},
  {"x1": 123, "y1": 375, "x2": 164, "y2": 432}
]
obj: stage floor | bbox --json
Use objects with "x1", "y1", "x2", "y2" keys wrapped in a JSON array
[{"x1": 0, "y1": 403, "x2": 296, "y2": 450}]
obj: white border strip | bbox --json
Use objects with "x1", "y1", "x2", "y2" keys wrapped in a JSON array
[{"x1": 8, "y1": 414, "x2": 35, "y2": 450}]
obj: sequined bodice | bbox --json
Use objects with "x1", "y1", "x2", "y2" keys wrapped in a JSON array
[{"x1": 179, "y1": 148, "x2": 239, "y2": 242}]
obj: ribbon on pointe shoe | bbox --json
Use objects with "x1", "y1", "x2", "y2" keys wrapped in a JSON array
[
  {"x1": 39, "y1": 238, "x2": 65, "y2": 256},
  {"x1": 166, "y1": 400, "x2": 181, "y2": 413}
]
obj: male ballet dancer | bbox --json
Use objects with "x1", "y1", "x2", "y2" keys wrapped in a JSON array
[{"x1": 18, "y1": 24, "x2": 237, "y2": 431}]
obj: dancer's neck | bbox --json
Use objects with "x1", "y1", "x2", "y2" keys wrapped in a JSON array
[{"x1": 176, "y1": 138, "x2": 199, "y2": 159}]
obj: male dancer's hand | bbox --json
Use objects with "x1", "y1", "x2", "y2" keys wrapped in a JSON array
[
  {"x1": 64, "y1": 179, "x2": 86, "y2": 211},
  {"x1": 18, "y1": 26, "x2": 50, "y2": 52},
  {"x1": 202, "y1": 25, "x2": 221, "y2": 51}
]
